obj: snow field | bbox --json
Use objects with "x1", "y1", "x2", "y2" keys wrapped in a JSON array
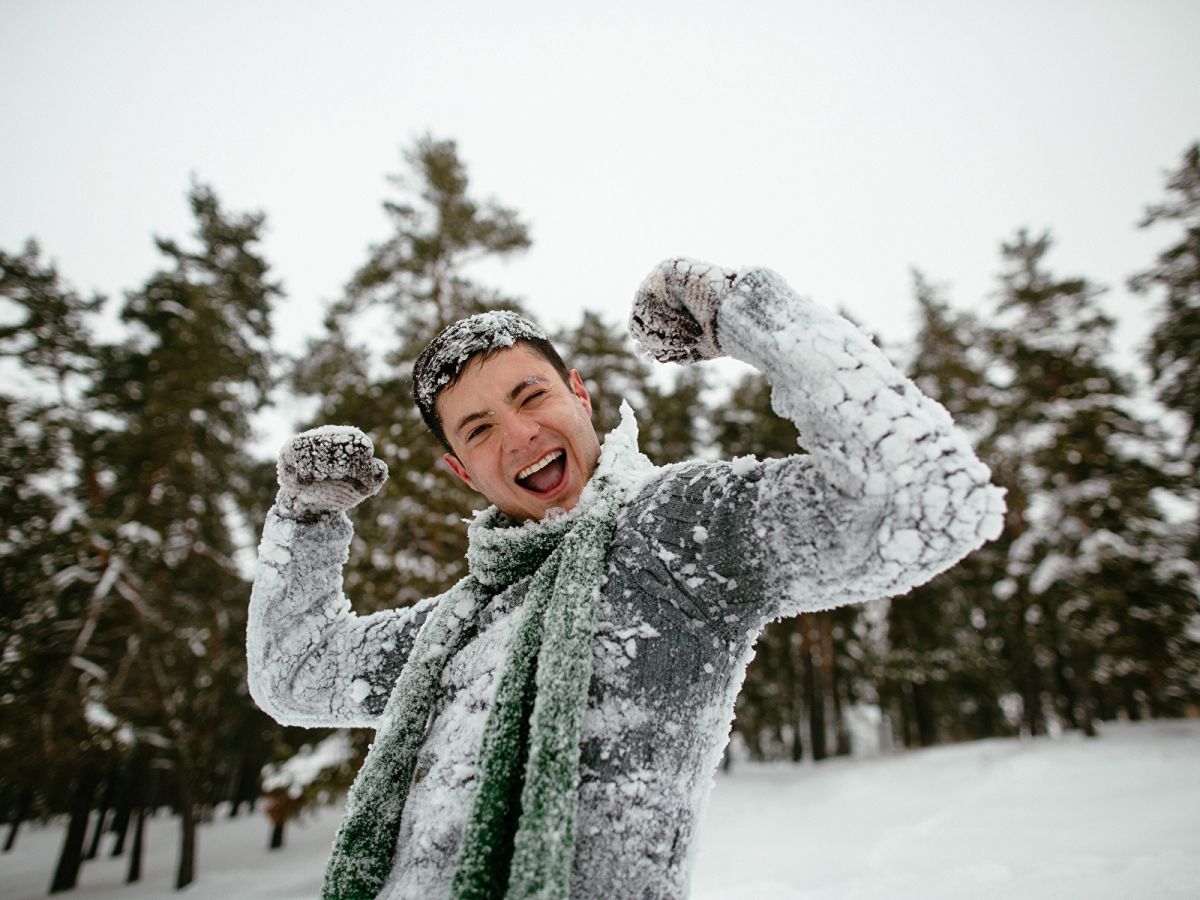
[
  {"x1": 2, "y1": 720, "x2": 1196, "y2": 899},
  {"x1": 690, "y1": 720, "x2": 1200, "y2": 900}
]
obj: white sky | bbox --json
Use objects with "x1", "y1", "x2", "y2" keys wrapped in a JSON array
[{"x1": 2, "y1": 0, "x2": 1198, "y2": 369}]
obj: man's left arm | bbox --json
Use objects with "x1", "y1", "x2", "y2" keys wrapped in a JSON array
[{"x1": 630, "y1": 258, "x2": 1006, "y2": 621}]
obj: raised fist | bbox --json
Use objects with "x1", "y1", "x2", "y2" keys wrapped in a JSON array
[
  {"x1": 275, "y1": 426, "x2": 389, "y2": 521},
  {"x1": 629, "y1": 258, "x2": 738, "y2": 364}
]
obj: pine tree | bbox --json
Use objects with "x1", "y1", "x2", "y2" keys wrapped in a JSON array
[
  {"x1": 1131, "y1": 142, "x2": 1200, "y2": 464},
  {"x1": 1130, "y1": 142, "x2": 1200, "y2": 570},
  {"x1": 641, "y1": 366, "x2": 708, "y2": 466},
  {"x1": 0, "y1": 241, "x2": 118, "y2": 890},
  {"x1": 985, "y1": 230, "x2": 1197, "y2": 732},
  {"x1": 554, "y1": 309, "x2": 652, "y2": 438},
  {"x1": 292, "y1": 135, "x2": 532, "y2": 613},
  {"x1": 91, "y1": 183, "x2": 280, "y2": 888},
  {"x1": 343, "y1": 134, "x2": 530, "y2": 336}
]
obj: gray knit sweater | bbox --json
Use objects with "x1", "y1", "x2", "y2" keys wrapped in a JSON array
[{"x1": 247, "y1": 273, "x2": 1005, "y2": 899}]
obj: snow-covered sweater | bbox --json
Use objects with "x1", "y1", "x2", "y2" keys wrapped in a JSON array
[{"x1": 248, "y1": 273, "x2": 1005, "y2": 899}]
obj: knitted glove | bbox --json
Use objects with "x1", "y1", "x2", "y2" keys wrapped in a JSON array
[
  {"x1": 275, "y1": 425, "x2": 389, "y2": 521},
  {"x1": 629, "y1": 257, "x2": 738, "y2": 363}
]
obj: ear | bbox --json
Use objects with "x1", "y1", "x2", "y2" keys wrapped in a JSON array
[
  {"x1": 443, "y1": 453, "x2": 478, "y2": 491},
  {"x1": 568, "y1": 369, "x2": 594, "y2": 419}
]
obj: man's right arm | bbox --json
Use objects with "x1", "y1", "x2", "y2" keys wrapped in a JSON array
[{"x1": 246, "y1": 426, "x2": 436, "y2": 729}]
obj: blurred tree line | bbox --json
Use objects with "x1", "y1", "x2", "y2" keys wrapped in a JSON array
[{"x1": 1, "y1": 135, "x2": 1197, "y2": 892}]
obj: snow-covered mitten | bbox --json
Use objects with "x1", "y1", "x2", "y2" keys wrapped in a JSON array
[
  {"x1": 274, "y1": 425, "x2": 389, "y2": 521},
  {"x1": 629, "y1": 257, "x2": 738, "y2": 363}
]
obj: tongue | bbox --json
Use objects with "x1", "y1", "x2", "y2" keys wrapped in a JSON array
[{"x1": 522, "y1": 454, "x2": 566, "y2": 493}]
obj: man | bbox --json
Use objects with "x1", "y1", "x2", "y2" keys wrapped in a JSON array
[{"x1": 248, "y1": 259, "x2": 1005, "y2": 899}]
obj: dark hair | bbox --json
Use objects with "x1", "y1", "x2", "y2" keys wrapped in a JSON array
[{"x1": 411, "y1": 311, "x2": 571, "y2": 455}]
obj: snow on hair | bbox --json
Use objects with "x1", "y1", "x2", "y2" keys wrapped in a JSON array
[
  {"x1": 412, "y1": 310, "x2": 549, "y2": 407},
  {"x1": 411, "y1": 310, "x2": 563, "y2": 449}
]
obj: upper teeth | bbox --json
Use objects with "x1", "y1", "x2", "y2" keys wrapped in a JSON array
[{"x1": 517, "y1": 450, "x2": 563, "y2": 480}]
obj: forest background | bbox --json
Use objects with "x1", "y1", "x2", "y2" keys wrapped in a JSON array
[
  {"x1": 3, "y1": 1, "x2": 1199, "y2": 895},
  {"x1": 3, "y1": 131, "x2": 1198, "y2": 895}
]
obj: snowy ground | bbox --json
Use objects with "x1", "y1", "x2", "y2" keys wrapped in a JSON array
[{"x1": 3, "y1": 720, "x2": 1197, "y2": 899}]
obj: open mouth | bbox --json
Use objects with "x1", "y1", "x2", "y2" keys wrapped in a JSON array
[{"x1": 516, "y1": 449, "x2": 567, "y2": 494}]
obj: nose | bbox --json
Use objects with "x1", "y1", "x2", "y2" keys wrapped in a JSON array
[{"x1": 501, "y1": 412, "x2": 540, "y2": 449}]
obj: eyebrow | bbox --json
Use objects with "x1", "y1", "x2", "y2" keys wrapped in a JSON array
[{"x1": 453, "y1": 375, "x2": 550, "y2": 436}]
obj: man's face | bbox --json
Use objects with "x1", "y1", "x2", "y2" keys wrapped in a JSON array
[{"x1": 436, "y1": 344, "x2": 602, "y2": 522}]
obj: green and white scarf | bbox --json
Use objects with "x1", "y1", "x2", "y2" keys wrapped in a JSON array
[{"x1": 322, "y1": 405, "x2": 651, "y2": 900}]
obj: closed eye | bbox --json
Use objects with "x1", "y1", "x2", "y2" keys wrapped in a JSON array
[
  {"x1": 523, "y1": 390, "x2": 548, "y2": 406},
  {"x1": 467, "y1": 423, "x2": 491, "y2": 442}
]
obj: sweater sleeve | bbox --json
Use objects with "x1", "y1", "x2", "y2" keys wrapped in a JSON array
[
  {"x1": 720, "y1": 268, "x2": 1005, "y2": 619},
  {"x1": 619, "y1": 268, "x2": 1005, "y2": 628},
  {"x1": 246, "y1": 507, "x2": 438, "y2": 728}
]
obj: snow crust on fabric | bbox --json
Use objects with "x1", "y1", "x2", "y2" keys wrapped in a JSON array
[
  {"x1": 718, "y1": 267, "x2": 1005, "y2": 611},
  {"x1": 248, "y1": 509, "x2": 436, "y2": 729},
  {"x1": 275, "y1": 425, "x2": 389, "y2": 521},
  {"x1": 629, "y1": 258, "x2": 734, "y2": 364},
  {"x1": 247, "y1": 268, "x2": 1005, "y2": 899}
]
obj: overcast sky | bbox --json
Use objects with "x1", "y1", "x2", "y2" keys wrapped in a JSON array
[{"x1": 3, "y1": 0, "x2": 1198, "y2": 373}]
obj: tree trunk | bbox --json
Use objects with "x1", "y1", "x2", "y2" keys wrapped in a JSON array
[
  {"x1": 817, "y1": 615, "x2": 848, "y2": 755},
  {"x1": 4, "y1": 788, "x2": 33, "y2": 852},
  {"x1": 176, "y1": 778, "x2": 197, "y2": 890},
  {"x1": 1079, "y1": 701, "x2": 1097, "y2": 737},
  {"x1": 84, "y1": 768, "x2": 116, "y2": 860},
  {"x1": 781, "y1": 621, "x2": 804, "y2": 763},
  {"x1": 899, "y1": 684, "x2": 916, "y2": 748},
  {"x1": 1072, "y1": 641, "x2": 1098, "y2": 738},
  {"x1": 230, "y1": 744, "x2": 263, "y2": 818},
  {"x1": 269, "y1": 820, "x2": 285, "y2": 850},
  {"x1": 912, "y1": 682, "x2": 937, "y2": 747},
  {"x1": 801, "y1": 616, "x2": 827, "y2": 761},
  {"x1": 112, "y1": 749, "x2": 149, "y2": 858},
  {"x1": 126, "y1": 807, "x2": 145, "y2": 884},
  {"x1": 1012, "y1": 599, "x2": 1046, "y2": 736},
  {"x1": 84, "y1": 805, "x2": 108, "y2": 861},
  {"x1": 87, "y1": 763, "x2": 120, "y2": 864},
  {"x1": 1121, "y1": 680, "x2": 1144, "y2": 721},
  {"x1": 829, "y1": 660, "x2": 852, "y2": 756},
  {"x1": 49, "y1": 769, "x2": 98, "y2": 893},
  {"x1": 975, "y1": 691, "x2": 1001, "y2": 739},
  {"x1": 1147, "y1": 660, "x2": 1170, "y2": 718},
  {"x1": 1044, "y1": 603, "x2": 1079, "y2": 730},
  {"x1": 1022, "y1": 684, "x2": 1045, "y2": 737},
  {"x1": 109, "y1": 800, "x2": 131, "y2": 857}
]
